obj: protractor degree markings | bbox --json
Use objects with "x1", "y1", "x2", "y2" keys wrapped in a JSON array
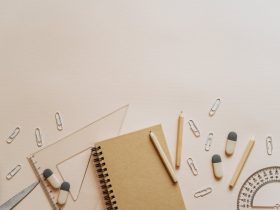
[{"x1": 237, "y1": 166, "x2": 280, "y2": 210}]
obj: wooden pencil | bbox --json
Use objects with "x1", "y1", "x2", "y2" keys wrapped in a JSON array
[
  {"x1": 176, "y1": 112, "x2": 184, "y2": 168},
  {"x1": 150, "y1": 131, "x2": 178, "y2": 183},
  {"x1": 229, "y1": 139, "x2": 255, "y2": 189}
]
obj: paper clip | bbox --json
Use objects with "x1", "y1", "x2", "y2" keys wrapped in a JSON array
[
  {"x1": 194, "y1": 187, "x2": 213, "y2": 198},
  {"x1": 35, "y1": 128, "x2": 43, "y2": 147},
  {"x1": 6, "y1": 165, "x2": 22, "y2": 180},
  {"x1": 266, "y1": 136, "x2": 273, "y2": 155},
  {"x1": 6, "y1": 127, "x2": 20, "y2": 144},
  {"x1": 209, "y1": 98, "x2": 221, "y2": 117},
  {"x1": 188, "y1": 120, "x2": 200, "y2": 137},
  {"x1": 205, "y1": 133, "x2": 214, "y2": 151},
  {"x1": 55, "y1": 112, "x2": 63, "y2": 131},
  {"x1": 187, "y1": 158, "x2": 198, "y2": 176}
]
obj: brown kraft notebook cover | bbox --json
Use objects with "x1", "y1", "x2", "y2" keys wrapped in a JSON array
[{"x1": 93, "y1": 124, "x2": 186, "y2": 210}]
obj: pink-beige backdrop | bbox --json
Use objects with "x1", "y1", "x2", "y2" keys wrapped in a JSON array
[{"x1": 0, "y1": 0, "x2": 280, "y2": 209}]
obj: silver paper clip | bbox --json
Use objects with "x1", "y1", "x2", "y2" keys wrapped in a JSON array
[
  {"x1": 188, "y1": 120, "x2": 200, "y2": 137},
  {"x1": 194, "y1": 187, "x2": 213, "y2": 198},
  {"x1": 209, "y1": 98, "x2": 221, "y2": 117},
  {"x1": 35, "y1": 128, "x2": 43, "y2": 147},
  {"x1": 6, "y1": 127, "x2": 20, "y2": 144},
  {"x1": 205, "y1": 132, "x2": 214, "y2": 151},
  {"x1": 266, "y1": 136, "x2": 273, "y2": 155},
  {"x1": 187, "y1": 158, "x2": 198, "y2": 176},
  {"x1": 6, "y1": 165, "x2": 22, "y2": 180},
  {"x1": 55, "y1": 112, "x2": 63, "y2": 131}
]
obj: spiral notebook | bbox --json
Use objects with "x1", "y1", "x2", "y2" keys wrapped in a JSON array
[{"x1": 93, "y1": 124, "x2": 186, "y2": 210}]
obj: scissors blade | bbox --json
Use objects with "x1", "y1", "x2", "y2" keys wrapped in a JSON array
[{"x1": 0, "y1": 181, "x2": 39, "y2": 210}]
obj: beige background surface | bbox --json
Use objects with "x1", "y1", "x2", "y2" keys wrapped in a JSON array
[{"x1": 0, "y1": 0, "x2": 280, "y2": 209}]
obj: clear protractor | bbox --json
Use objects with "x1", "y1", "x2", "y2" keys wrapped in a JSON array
[{"x1": 237, "y1": 166, "x2": 280, "y2": 210}]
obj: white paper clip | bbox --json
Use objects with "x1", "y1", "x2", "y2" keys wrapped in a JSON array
[
  {"x1": 266, "y1": 136, "x2": 273, "y2": 155},
  {"x1": 205, "y1": 133, "x2": 214, "y2": 151},
  {"x1": 194, "y1": 187, "x2": 212, "y2": 198},
  {"x1": 209, "y1": 98, "x2": 221, "y2": 117},
  {"x1": 55, "y1": 112, "x2": 63, "y2": 131},
  {"x1": 6, "y1": 127, "x2": 20, "y2": 144},
  {"x1": 35, "y1": 128, "x2": 43, "y2": 147},
  {"x1": 187, "y1": 158, "x2": 198, "y2": 176},
  {"x1": 188, "y1": 120, "x2": 200, "y2": 137},
  {"x1": 6, "y1": 165, "x2": 22, "y2": 180}
]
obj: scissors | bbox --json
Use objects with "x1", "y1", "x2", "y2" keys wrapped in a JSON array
[{"x1": 0, "y1": 181, "x2": 39, "y2": 210}]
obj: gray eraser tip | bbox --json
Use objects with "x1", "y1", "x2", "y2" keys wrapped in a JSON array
[
  {"x1": 60, "y1": 182, "x2": 70, "y2": 191},
  {"x1": 212, "y1": 154, "x2": 222, "y2": 163},
  {"x1": 227, "y1": 132, "x2": 237, "y2": 141},
  {"x1": 43, "y1": 169, "x2": 53, "y2": 178}
]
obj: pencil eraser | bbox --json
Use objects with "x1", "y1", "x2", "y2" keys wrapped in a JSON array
[
  {"x1": 212, "y1": 154, "x2": 223, "y2": 179},
  {"x1": 43, "y1": 169, "x2": 61, "y2": 189},
  {"x1": 57, "y1": 182, "x2": 70, "y2": 205},
  {"x1": 225, "y1": 132, "x2": 237, "y2": 156}
]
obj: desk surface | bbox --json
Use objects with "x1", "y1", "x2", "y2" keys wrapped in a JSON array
[{"x1": 0, "y1": 1, "x2": 280, "y2": 209}]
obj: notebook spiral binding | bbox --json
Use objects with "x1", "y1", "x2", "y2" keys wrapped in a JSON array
[{"x1": 92, "y1": 146, "x2": 118, "y2": 210}]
